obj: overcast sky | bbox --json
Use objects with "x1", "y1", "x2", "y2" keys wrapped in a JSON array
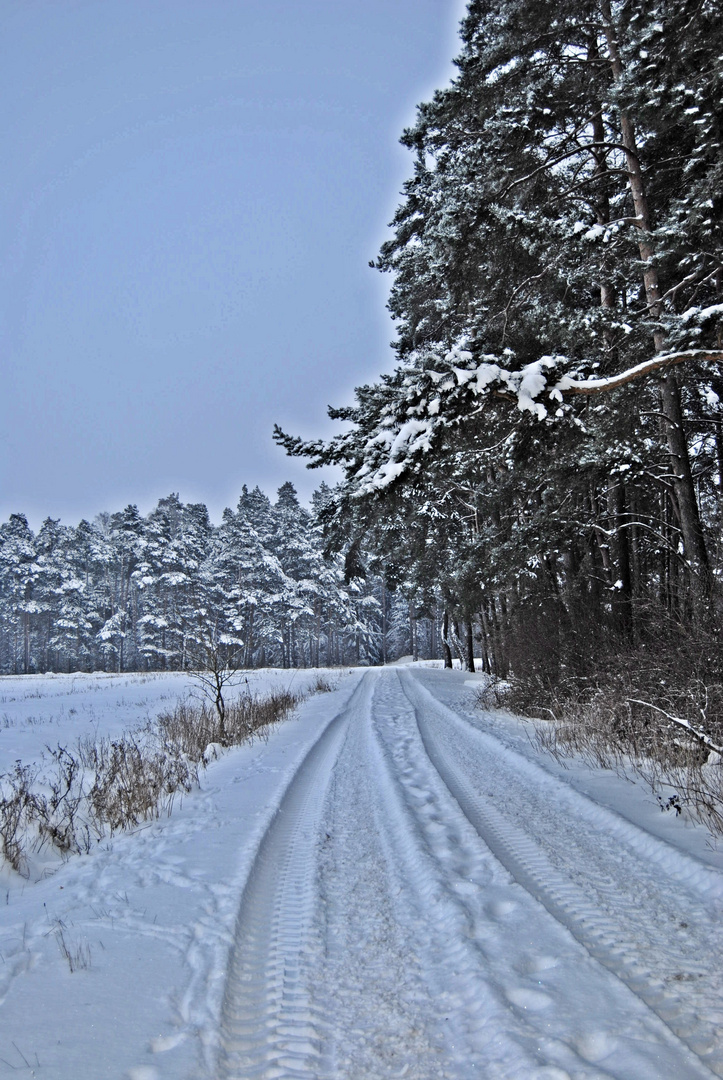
[{"x1": 0, "y1": 0, "x2": 463, "y2": 528}]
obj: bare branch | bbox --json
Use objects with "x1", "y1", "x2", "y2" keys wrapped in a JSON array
[
  {"x1": 499, "y1": 140, "x2": 631, "y2": 196},
  {"x1": 561, "y1": 350, "x2": 723, "y2": 396},
  {"x1": 627, "y1": 699, "x2": 723, "y2": 757}
]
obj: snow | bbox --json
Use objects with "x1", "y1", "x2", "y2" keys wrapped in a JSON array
[
  {"x1": 354, "y1": 339, "x2": 723, "y2": 496},
  {"x1": 0, "y1": 670, "x2": 320, "y2": 778},
  {"x1": 515, "y1": 357, "x2": 558, "y2": 419},
  {"x1": 582, "y1": 223, "x2": 607, "y2": 242},
  {"x1": 362, "y1": 419, "x2": 435, "y2": 491},
  {"x1": 1, "y1": 667, "x2": 722, "y2": 1079},
  {"x1": 681, "y1": 303, "x2": 723, "y2": 324}
]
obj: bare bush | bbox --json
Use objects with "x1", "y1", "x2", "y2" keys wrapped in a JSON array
[
  {"x1": 309, "y1": 674, "x2": 337, "y2": 694},
  {"x1": 155, "y1": 698, "x2": 219, "y2": 762},
  {"x1": 473, "y1": 679, "x2": 511, "y2": 711},
  {"x1": 156, "y1": 688, "x2": 300, "y2": 760},
  {"x1": 0, "y1": 684, "x2": 302, "y2": 874},
  {"x1": 505, "y1": 625, "x2": 723, "y2": 835},
  {"x1": 0, "y1": 764, "x2": 37, "y2": 873},
  {"x1": 84, "y1": 736, "x2": 197, "y2": 834}
]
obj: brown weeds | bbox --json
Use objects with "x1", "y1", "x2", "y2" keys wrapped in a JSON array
[{"x1": 0, "y1": 685, "x2": 302, "y2": 874}]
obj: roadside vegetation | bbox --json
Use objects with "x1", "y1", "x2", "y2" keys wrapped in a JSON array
[
  {"x1": 0, "y1": 682, "x2": 304, "y2": 876},
  {"x1": 477, "y1": 616, "x2": 723, "y2": 835}
]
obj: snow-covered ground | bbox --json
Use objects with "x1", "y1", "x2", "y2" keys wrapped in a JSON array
[
  {"x1": 0, "y1": 668, "x2": 324, "y2": 770},
  {"x1": 1, "y1": 666, "x2": 722, "y2": 1079}
]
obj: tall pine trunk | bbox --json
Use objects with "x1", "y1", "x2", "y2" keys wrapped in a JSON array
[{"x1": 601, "y1": 0, "x2": 710, "y2": 601}]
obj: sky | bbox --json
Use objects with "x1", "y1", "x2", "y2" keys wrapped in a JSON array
[{"x1": 0, "y1": 0, "x2": 464, "y2": 529}]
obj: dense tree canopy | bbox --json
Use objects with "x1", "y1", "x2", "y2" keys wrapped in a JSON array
[
  {"x1": 0, "y1": 488, "x2": 428, "y2": 674},
  {"x1": 276, "y1": 0, "x2": 723, "y2": 678}
]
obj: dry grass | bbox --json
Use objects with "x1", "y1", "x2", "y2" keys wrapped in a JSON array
[
  {"x1": 529, "y1": 680, "x2": 723, "y2": 835},
  {"x1": 496, "y1": 644, "x2": 723, "y2": 836},
  {"x1": 155, "y1": 688, "x2": 300, "y2": 759},
  {"x1": 0, "y1": 685, "x2": 302, "y2": 874},
  {"x1": 53, "y1": 924, "x2": 92, "y2": 973},
  {"x1": 308, "y1": 674, "x2": 338, "y2": 694}
]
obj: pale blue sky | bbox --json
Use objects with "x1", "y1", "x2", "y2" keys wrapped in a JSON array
[{"x1": 0, "y1": 0, "x2": 462, "y2": 527}]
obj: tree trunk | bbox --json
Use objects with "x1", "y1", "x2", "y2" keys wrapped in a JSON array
[
  {"x1": 409, "y1": 600, "x2": 418, "y2": 661},
  {"x1": 660, "y1": 370, "x2": 710, "y2": 593},
  {"x1": 601, "y1": 0, "x2": 709, "y2": 598},
  {"x1": 441, "y1": 609, "x2": 454, "y2": 669},
  {"x1": 465, "y1": 618, "x2": 475, "y2": 674},
  {"x1": 380, "y1": 579, "x2": 388, "y2": 665},
  {"x1": 608, "y1": 478, "x2": 633, "y2": 639},
  {"x1": 449, "y1": 618, "x2": 470, "y2": 671}
]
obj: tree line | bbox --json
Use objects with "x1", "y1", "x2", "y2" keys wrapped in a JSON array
[
  {"x1": 0, "y1": 485, "x2": 445, "y2": 676},
  {"x1": 6, "y1": 0, "x2": 722, "y2": 706},
  {"x1": 274, "y1": 0, "x2": 722, "y2": 731}
]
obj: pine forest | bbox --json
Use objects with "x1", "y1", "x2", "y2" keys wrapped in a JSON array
[{"x1": 4, "y1": 0, "x2": 723, "y2": 747}]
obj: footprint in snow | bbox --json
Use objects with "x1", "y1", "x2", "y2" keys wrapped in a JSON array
[
  {"x1": 149, "y1": 1031, "x2": 186, "y2": 1053},
  {"x1": 452, "y1": 880, "x2": 480, "y2": 896},
  {"x1": 573, "y1": 1030, "x2": 618, "y2": 1062},
  {"x1": 486, "y1": 896, "x2": 517, "y2": 918},
  {"x1": 523, "y1": 954, "x2": 559, "y2": 974},
  {"x1": 505, "y1": 986, "x2": 553, "y2": 1011}
]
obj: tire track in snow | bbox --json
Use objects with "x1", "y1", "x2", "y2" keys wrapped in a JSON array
[
  {"x1": 400, "y1": 669, "x2": 723, "y2": 1078},
  {"x1": 370, "y1": 671, "x2": 716, "y2": 1078},
  {"x1": 216, "y1": 672, "x2": 373, "y2": 1079},
  {"x1": 312, "y1": 675, "x2": 451, "y2": 1079},
  {"x1": 364, "y1": 673, "x2": 555, "y2": 1078}
]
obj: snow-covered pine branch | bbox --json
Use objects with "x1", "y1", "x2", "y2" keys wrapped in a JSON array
[
  {"x1": 559, "y1": 350, "x2": 723, "y2": 396},
  {"x1": 277, "y1": 343, "x2": 723, "y2": 496}
]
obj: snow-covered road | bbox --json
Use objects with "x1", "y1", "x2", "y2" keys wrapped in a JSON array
[
  {"x1": 1, "y1": 666, "x2": 722, "y2": 1079},
  {"x1": 218, "y1": 667, "x2": 722, "y2": 1079}
]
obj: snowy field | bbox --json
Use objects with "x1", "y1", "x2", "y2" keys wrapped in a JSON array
[
  {"x1": 0, "y1": 668, "x2": 326, "y2": 770},
  {"x1": 1, "y1": 666, "x2": 722, "y2": 1079}
]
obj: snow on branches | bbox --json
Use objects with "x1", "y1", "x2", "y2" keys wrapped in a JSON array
[{"x1": 276, "y1": 340, "x2": 723, "y2": 497}]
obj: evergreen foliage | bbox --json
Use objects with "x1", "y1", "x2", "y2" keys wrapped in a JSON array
[
  {"x1": 275, "y1": 0, "x2": 723, "y2": 693},
  {"x1": 0, "y1": 488, "x2": 430, "y2": 674}
]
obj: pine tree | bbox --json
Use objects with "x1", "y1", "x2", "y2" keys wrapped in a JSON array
[
  {"x1": 275, "y1": 0, "x2": 723, "y2": 683},
  {"x1": 0, "y1": 514, "x2": 38, "y2": 673}
]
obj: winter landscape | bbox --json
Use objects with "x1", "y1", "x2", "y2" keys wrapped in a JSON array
[
  {"x1": 2, "y1": 0, "x2": 723, "y2": 1076},
  {"x1": 1, "y1": 665, "x2": 722, "y2": 1079}
]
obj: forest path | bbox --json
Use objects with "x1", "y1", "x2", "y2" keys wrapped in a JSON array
[{"x1": 216, "y1": 667, "x2": 722, "y2": 1080}]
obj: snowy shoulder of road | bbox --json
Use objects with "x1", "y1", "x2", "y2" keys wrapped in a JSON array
[
  {"x1": 445, "y1": 666, "x2": 723, "y2": 876},
  {"x1": 0, "y1": 665, "x2": 722, "y2": 1080},
  {"x1": 0, "y1": 668, "x2": 354, "y2": 1079}
]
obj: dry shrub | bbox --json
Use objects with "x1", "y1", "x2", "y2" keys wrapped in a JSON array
[
  {"x1": 0, "y1": 685, "x2": 301, "y2": 874},
  {"x1": 83, "y1": 736, "x2": 197, "y2": 833},
  {"x1": 156, "y1": 688, "x2": 300, "y2": 759},
  {"x1": 473, "y1": 680, "x2": 512, "y2": 710},
  {"x1": 0, "y1": 764, "x2": 36, "y2": 873},
  {"x1": 505, "y1": 617, "x2": 723, "y2": 835},
  {"x1": 309, "y1": 674, "x2": 337, "y2": 694},
  {"x1": 0, "y1": 737, "x2": 198, "y2": 874}
]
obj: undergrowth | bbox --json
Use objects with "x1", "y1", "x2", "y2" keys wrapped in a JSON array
[
  {"x1": 488, "y1": 624, "x2": 723, "y2": 836},
  {"x1": 0, "y1": 684, "x2": 301, "y2": 875}
]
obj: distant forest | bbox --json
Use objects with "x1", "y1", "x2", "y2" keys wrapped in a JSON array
[{"x1": 0, "y1": 485, "x2": 443, "y2": 676}]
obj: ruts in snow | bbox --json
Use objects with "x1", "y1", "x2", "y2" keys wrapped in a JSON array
[{"x1": 217, "y1": 667, "x2": 722, "y2": 1079}]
